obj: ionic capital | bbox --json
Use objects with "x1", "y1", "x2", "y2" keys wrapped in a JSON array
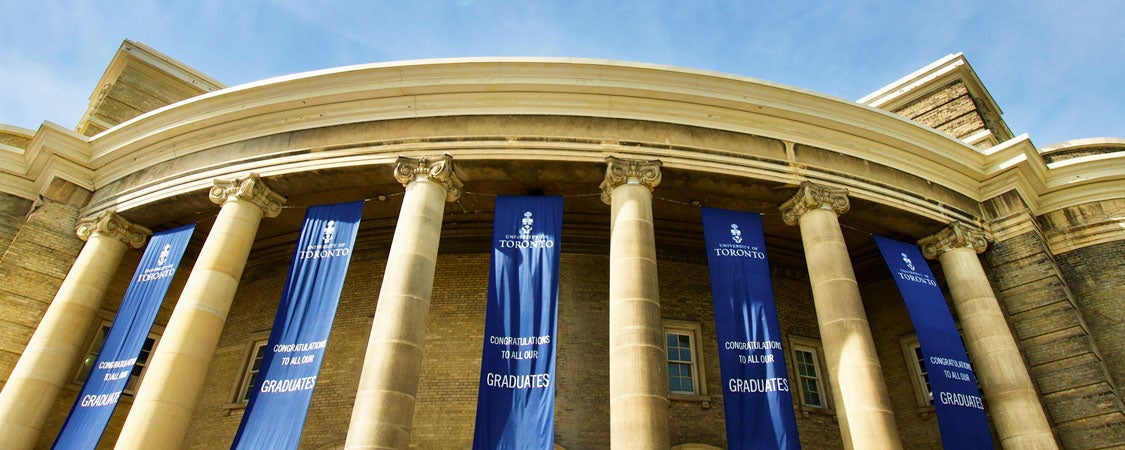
[
  {"x1": 75, "y1": 209, "x2": 150, "y2": 248},
  {"x1": 918, "y1": 222, "x2": 991, "y2": 259},
  {"x1": 209, "y1": 173, "x2": 287, "y2": 218},
  {"x1": 599, "y1": 156, "x2": 662, "y2": 205},
  {"x1": 779, "y1": 182, "x2": 850, "y2": 226},
  {"x1": 393, "y1": 155, "x2": 463, "y2": 202}
]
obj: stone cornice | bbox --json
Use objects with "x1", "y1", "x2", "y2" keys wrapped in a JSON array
[
  {"x1": 0, "y1": 57, "x2": 1106, "y2": 223},
  {"x1": 599, "y1": 156, "x2": 662, "y2": 205},
  {"x1": 858, "y1": 53, "x2": 1012, "y2": 141},
  {"x1": 392, "y1": 155, "x2": 463, "y2": 202},
  {"x1": 74, "y1": 208, "x2": 150, "y2": 248},
  {"x1": 1038, "y1": 137, "x2": 1125, "y2": 155},
  {"x1": 83, "y1": 58, "x2": 988, "y2": 193},
  {"x1": 76, "y1": 40, "x2": 226, "y2": 136},
  {"x1": 0, "y1": 121, "x2": 93, "y2": 201},
  {"x1": 918, "y1": 222, "x2": 991, "y2": 259},
  {"x1": 1038, "y1": 199, "x2": 1125, "y2": 255},
  {"x1": 208, "y1": 173, "x2": 287, "y2": 218},
  {"x1": 779, "y1": 182, "x2": 850, "y2": 226},
  {"x1": 979, "y1": 134, "x2": 1125, "y2": 214}
]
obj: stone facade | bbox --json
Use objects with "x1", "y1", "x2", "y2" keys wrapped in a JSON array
[
  {"x1": 981, "y1": 194, "x2": 1125, "y2": 448},
  {"x1": 0, "y1": 42, "x2": 1122, "y2": 449},
  {"x1": 79, "y1": 250, "x2": 932, "y2": 449},
  {"x1": 0, "y1": 196, "x2": 85, "y2": 389},
  {"x1": 75, "y1": 40, "x2": 223, "y2": 137},
  {"x1": 891, "y1": 81, "x2": 991, "y2": 144}
]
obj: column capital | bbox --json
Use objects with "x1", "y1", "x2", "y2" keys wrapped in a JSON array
[
  {"x1": 393, "y1": 155, "x2": 463, "y2": 202},
  {"x1": 599, "y1": 156, "x2": 662, "y2": 205},
  {"x1": 75, "y1": 209, "x2": 150, "y2": 248},
  {"x1": 208, "y1": 173, "x2": 287, "y2": 218},
  {"x1": 918, "y1": 221, "x2": 991, "y2": 259},
  {"x1": 779, "y1": 182, "x2": 850, "y2": 226}
]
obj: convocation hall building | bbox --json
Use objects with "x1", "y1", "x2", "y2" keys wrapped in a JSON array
[{"x1": 0, "y1": 40, "x2": 1122, "y2": 449}]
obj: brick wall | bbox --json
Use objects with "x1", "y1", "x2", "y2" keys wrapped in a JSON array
[
  {"x1": 775, "y1": 272, "x2": 844, "y2": 450},
  {"x1": 18, "y1": 221, "x2": 1098, "y2": 447},
  {"x1": 6, "y1": 214, "x2": 978, "y2": 449},
  {"x1": 659, "y1": 259, "x2": 726, "y2": 448},
  {"x1": 553, "y1": 254, "x2": 611, "y2": 449},
  {"x1": 29, "y1": 242, "x2": 192, "y2": 449},
  {"x1": 983, "y1": 208, "x2": 1125, "y2": 448},
  {"x1": 1055, "y1": 240, "x2": 1125, "y2": 408},
  {"x1": 161, "y1": 242, "x2": 950, "y2": 449},
  {"x1": 862, "y1": 278, "x2": 945, "y2": 448},
  {"x1": 0, "y1": 193, "x2": 32, "y2": 260},
  {"x1": 0, "y1": 199, "x2": 84, "y2": 387},
  {"x1": 890, "y1": 81, "x2": 989, "y2": 143}
]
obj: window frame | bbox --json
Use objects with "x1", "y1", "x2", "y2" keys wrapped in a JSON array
[
  {"x1": 900, "y1": 335, "x2": 934, "y2": 408},
  {"x1": 663, "y1": 319, "x2": 708, "y2": 399},
  {"x1": 228, "y1": 331, "x2": 271, "y2": 408},
  {"x1": 788, "y1": 335, "x2": 831, "y2": 411},
  {"x1": 73, "y1": 318, "x2": 163, "y2": 396}
]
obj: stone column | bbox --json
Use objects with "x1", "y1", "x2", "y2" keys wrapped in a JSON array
[
  {"x1": 780, "y1": 182, "x2": 902, "y2": 450},
  {"x1": 600, "y1": 156, "x2": 670, "y2": 449},
  {"x1": 919, "y1": 222, "x2": 1058, "y2": 449},
  {"x1": 0, "y1": 210, "x2": 147, "y2": 450},
  {"x1": 115, "y1": 174, "x2": 284, "y2": 449},
  {"x1": 345, "y1": 156, "x2": 461, "y2": 450}
]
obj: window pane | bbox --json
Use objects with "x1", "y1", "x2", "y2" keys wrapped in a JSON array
[
  {"x1": 667, "y1": 333, "x2": 694, "y2": 364},
  {"x1": 802, "y1": 379, "x2": 822, "y2": 407},
  {"x1": 241, "y1": 343, "x2": 268, "y2": 402},
  {"x1": 665, "y1": 330, "x2": 699, "y2": 395},
  {"x1": 252, "y1": 347, "x2": 265, "y2": 371},
  {"x1": 668, "y1": 362, "x2": 694, "y2": 394},
  {"x1": 795, "y1": 348, "x2": 824, "y2": 408},
  {"x1": 671, "y1": 366, "x2": 691, "y2": 392},
  {"x1": 76, "y1": 325, "x2": 159, "y2": 397},
  {"x1": 913, "y1": 345, "x2": 933, "y2": 403},
  {"x1": 243, "y1": 373, "x2": 259, "y2": 401},
  {"x1": 76, "y1": 325, "x2": 111, "y2": 383},
  {"x1": 125, "y1": 336, "x2": 157, "y2": 393}
]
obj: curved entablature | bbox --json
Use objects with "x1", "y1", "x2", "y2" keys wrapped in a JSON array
[
  {"x1": 84, "y1": 135, "x2": 981, "y2": 227},
  {"x1": 1, "y1": 58, "x2": 1122, "y2": 227},
  {"x1": 85, "y1": 58, "x2": 987, "y2": 189}
]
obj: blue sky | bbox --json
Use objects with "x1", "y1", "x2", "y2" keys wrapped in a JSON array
[{"x1": 1, "y1": 1, "x2": 1121, "y2": 147}]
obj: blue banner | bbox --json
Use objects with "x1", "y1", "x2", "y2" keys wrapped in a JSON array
[
  {"x1": 702, "y1": 207, "x2": 800, "y2": 450},
  {"x1": 231, "y1": 201, "x2": 364, "y2": 449},
  {"x1": 53, "y1": 223, "x2": 195, "y2": 449},
  {"x1": 874, "y1": 236, "x2": 992, "y2": 449},
  {"x1": 472, "y1": 196, "x2": 562, "y2": 450}
]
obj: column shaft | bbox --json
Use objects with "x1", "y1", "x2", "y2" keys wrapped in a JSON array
[
  {"x1": 0, "y1": 237, "x2": 129, "y2": 449},
  {"x1": 782, "y1": 182, "x2": 901, "y2": 450},
  {"x1": 0, "y1": 210, "x2": 146, "y2": 450},
  {"x1": 608, "y1": 183, "x2": 669, "y2": 449},
  {"x1": 798, "y1": 209, "x2": 901, "y2": 449},
  {"x1": 346, "y1": 156, "x2": 461, "y2": 449},
  {"x1": 116, "y1": 175, "x2": 283, "y2": 449},
  {"x1": 601, "y1": 156, "x2": 668, "y2": 449},
  {"x1": 938, "y1": 247, "x2": 1057, "y2": 449}
]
